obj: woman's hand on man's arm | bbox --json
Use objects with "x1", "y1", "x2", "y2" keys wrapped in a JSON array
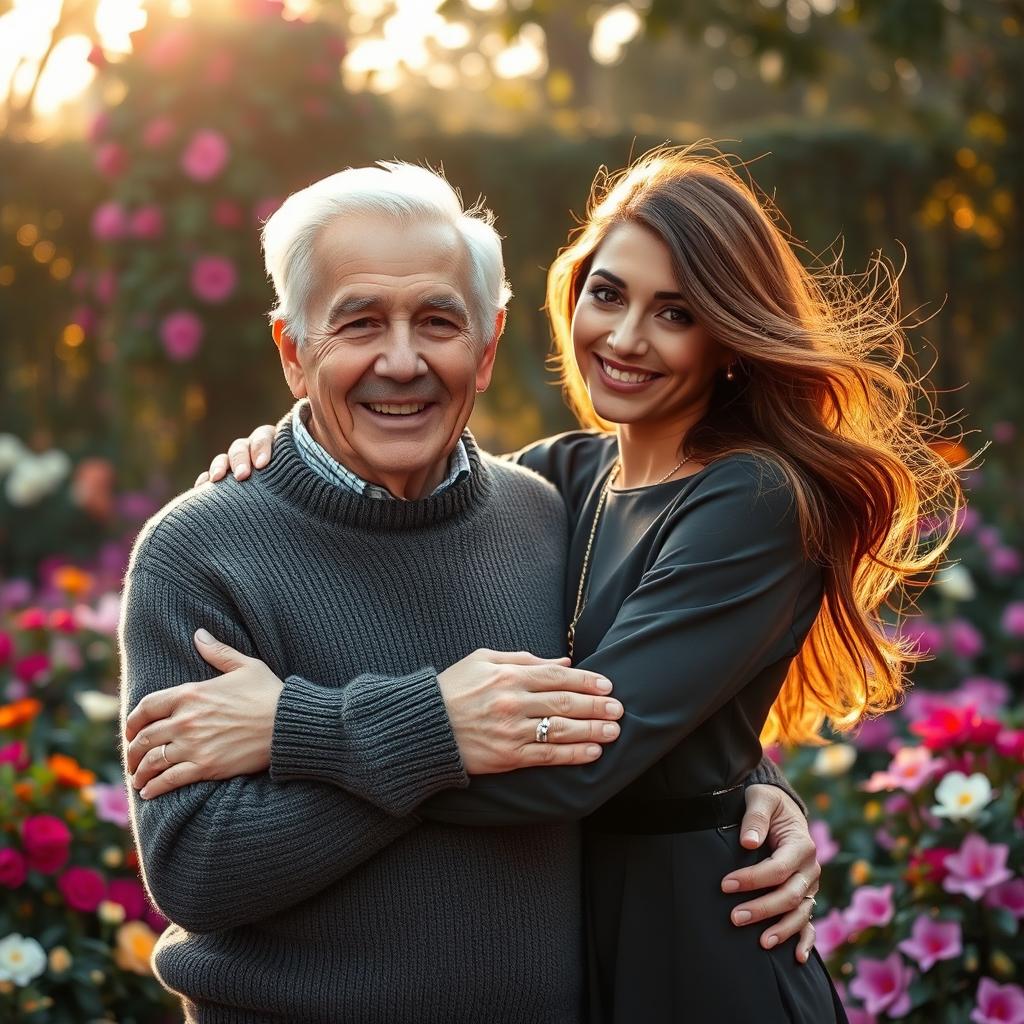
[{"x1": 195, "y1": 424, "x2": 276, "y2": 486}]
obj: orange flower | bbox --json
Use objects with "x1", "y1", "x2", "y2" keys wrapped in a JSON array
[
  {"x1": 47, "y1": 752, "x2": 97, "y2": 787},
  {"x1": 52, "y1": 566, "x2": 94, "y2": 598},
  {"x1": 0, "y1": 698, "x2": 43, "y2": 729},
  {"x1": 13, "y1": 782, "x2": 34, "y2": 802},
  {"x1": 930, "y1": 440, "x2": 969, "y2": 465},
  {"x1": 114, "y1": 921, "x2": 158, "y2": 976}
]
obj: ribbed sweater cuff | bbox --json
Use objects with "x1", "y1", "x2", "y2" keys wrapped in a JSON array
[
  {"x1": 744, "y1": 755, "x2": 808, "y2": 817},
  {"x1": 270, "y1": 669, "x2": 469, "y2": 816}
]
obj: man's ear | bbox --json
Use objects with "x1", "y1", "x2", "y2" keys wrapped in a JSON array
[
  {"x1": 273, "y1": 319, "x2": 308, "y2": 399},
  {"x1": 474, "y1": 309, "x2": 507, "y2": 394}
]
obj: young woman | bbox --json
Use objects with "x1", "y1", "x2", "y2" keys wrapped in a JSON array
[{"x1": 142, "y1": 147, "x2": 961, "y2": 1020}]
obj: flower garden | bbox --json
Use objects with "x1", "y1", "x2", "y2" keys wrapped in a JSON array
[{"x1": 1, "y1": 2, "x2": 1021, "y2": 1021}]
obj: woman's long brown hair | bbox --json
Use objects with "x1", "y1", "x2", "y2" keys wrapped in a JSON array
[{"x1": 546, "y1": 143, "x2": 965, "y2": 746}]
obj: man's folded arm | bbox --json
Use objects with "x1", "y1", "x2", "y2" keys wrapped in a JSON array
[{"x1": 119, "y1": 563, "x2": 467, "y2": 934}]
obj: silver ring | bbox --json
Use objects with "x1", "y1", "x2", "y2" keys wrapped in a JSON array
[
  {"x1": 802, "y1": 895, "x2": 817, "y2": 904},
  {"x1": 161, "y1": 743, "x2": 171, "y2": 766},
  {"x1": 535, "y1": 717, "x2": 551, "y2": 743}
]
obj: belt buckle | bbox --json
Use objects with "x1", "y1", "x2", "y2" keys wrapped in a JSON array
[{"x1": 712, "y1": 785, "x2": 742, "y2": 832}]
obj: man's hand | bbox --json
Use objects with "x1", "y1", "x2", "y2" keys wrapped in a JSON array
[
  {"x1": 124, "y1": 630, "x2": 283, "y2": 799},
  {"x1": 721, "y1": 784, "x2": 819, "y2": 964},
  {"x1": 437, "y1": 649, "x2": 623, "y2": 774}
]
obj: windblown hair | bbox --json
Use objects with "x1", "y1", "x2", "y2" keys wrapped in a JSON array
[
  {"x1": 262, "y1": 161, "x2": 511, "y2": 343},
  {"x1": 546, "y1": 143, "x2": 966, "y2": 746}
]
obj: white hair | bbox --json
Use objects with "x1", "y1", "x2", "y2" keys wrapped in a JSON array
[{"x1": 261, "y1": 161, "x2": 511, "y2": 344}]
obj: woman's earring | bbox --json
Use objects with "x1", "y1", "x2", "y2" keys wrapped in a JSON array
[{"x1": 726, "y1": 363, "x2": 736, "y2": 381}]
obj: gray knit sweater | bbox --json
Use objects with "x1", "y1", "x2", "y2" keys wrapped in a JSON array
[{"x1": 119, "y1": 420, "x2": 579, "y2": 1023}]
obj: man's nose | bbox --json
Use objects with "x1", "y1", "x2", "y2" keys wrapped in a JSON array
[{"x1": 374, "y1": 325, "x2": 427, "y2": 382}]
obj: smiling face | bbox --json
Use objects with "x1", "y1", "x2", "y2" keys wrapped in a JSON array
[
  {"x1": 275, "y1": 213, "x2": 503, "y2": 499},
  {"x1": 571, "y1": 220, "x2": 730, "y2": 432}
]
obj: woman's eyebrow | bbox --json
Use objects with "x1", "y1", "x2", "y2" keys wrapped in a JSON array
[{"x1": 591, "y1": 268, "x2": 684, "y2": 302}]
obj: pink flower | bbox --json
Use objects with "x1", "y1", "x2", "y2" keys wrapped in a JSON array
[
  {"x1": 960, "y1": 677, "x2": 1011, "y2": 715},
  {"x1": 816, "y1": 908, "x2": 851, "y2": 959},
  {"x1": 1002, "y1": 602, "x2": 1024, "y2": 639},
  {"x1": 130, "y1": 204, "x2": 164, "y2": 240},
  {"x1": 93, "y1": 782, "x2": 131, "y2": 829},
  {"x1": 17, "y1": 608, "x2": 48, "y2": 630},
  {"x1": 107, "y1": 877, "x2": 146, "y2": 920},
  {"x1": 851, "y1": 715, "x2": 895, "y2": 751},
  {"x1": 0, "y1": 847, "x2": 28, "y2": 889},
  {"x1": 181, "y1": 129, "x2": 230, "y2": 182},
  {"x1": 252, "y1": 196, "x2": 282, "y2": 224},
  {"x1": 90, "y1": 199, "x2": 128, "y2": 241},
  {"x1": 0, "y1": 631, "x2": 11, "y2": 665},
  {"x1": 213, "y1": 199, "x2": 244, "y2": 229},
  {"x1": 58, "y1": 865, "x2": 106, "y2": 911},
  {"x1": 984, "y1": 878, "x2": 1024, "y2": 918},
  {"x1": 905, "y1": 847, "x2": 953, "y2": 885},
  {"x1": 990, "y1": 547, "x2": 1022, "y2": 575},
  {"x1": 204, "y1": 50, "x2": 235, "y2": 85},
  {"x1": 995, "y1": 729, "x2": 1024, "y2": 761},
  {"x1": 943, "y1": 833, "x2": 1012, "y2": 900},
  {"x1": 947, "y1": 618, "x2": 984, "y2": 659},
  {"x1": 0, "y1": 740, "x2": 30, "y2": 770},
  {"x1": 900, "y1": 619, "x2": 944, "y2": 656},
  {"x1": 21, "y1": 815, "x2": 72, "y2": 874},
  {"x1": 14, "y1": 652, "x2": 50, "y2": 685},
  {"x1": 142, "y1": 115, "x2": 176, "y2": 149},
  {"x1": 864, "y1": 746, "x2": 941, "y2": 793},
  {"x1": 190, "y1": 255, "x2": 237, "y2": 303},
  {"x1": 849, "y1": 953, "x2": 914, "y2": 1017},
  {"x1": 146, "y1": 28, "x2": 190, "y2": 70},
  {"x1": 810, "y1": 819, "x2": 838, "y2": 866},
  {"x1": 144, "y1": 905, "x2": 168, "y2": 932},
  {"x1": 160, "y1": 310, "x2": 204, "y2": 362},
  {"x1": 94, "y1": 141, "x2": 129, "y2": 179},
  {"x1": 86, "y1": 110, "x2": 110, "y2": 142},
  {"x1": 992, "y1": 421, "x2": 1017, "y2": 444},
  {"x1": 897, "y1": 914, "x2": 962, "y2": 971},
  {"x1": 72, "y1": 593, "x2": 121, "y2": 636},
  {"x1": 978, "y1": 526, "x2": 1002, "y2": 550},
  {"x1": 48, "y1": 609, "x2": 76, "y2": 633},
  {"x1": 94, "y1": 268, "x2": 117, "y2": 305},
  {"x1": 971, "y1": 978, "x2": 1024, "y2": 1024},
  {"x1": 844, "y1": 884, "x2": 895, "y2": 933},
  {"x1": 910, "y1": 704, "x2": 979, "y2": 751}
]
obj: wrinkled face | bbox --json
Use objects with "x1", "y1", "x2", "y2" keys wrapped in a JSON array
[
  {"x1": 571, "y1": 221, "x2": 729, "y2": 429},
  {"x1": 279, "y1": 213, "x2": 500, "y2": 497}
]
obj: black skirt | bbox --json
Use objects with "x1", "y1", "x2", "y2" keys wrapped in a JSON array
[{"x1": 583, "y1": 824, "x2": 848, "y2": 1023}]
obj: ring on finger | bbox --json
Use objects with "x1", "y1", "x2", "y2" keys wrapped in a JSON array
[
  {"x1": 161, "y1": 742, "x2": 171, "y2": 766},
  {"x1": 802, "y1": 894, "x2": 816, "y2": 918},
  {"x1": 535, "y1": 717, "x2": 551, "y2": 743}
]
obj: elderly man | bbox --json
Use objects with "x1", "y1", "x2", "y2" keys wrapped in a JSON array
[{"x1": 120, "y1": 163, "x2": 817, "y2": 1023}]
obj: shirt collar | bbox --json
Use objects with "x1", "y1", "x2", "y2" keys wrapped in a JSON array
[{"x1": 291, "y1": 400, "x2": 471, "y2": 500}]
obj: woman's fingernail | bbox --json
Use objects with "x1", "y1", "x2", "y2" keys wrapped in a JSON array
[
  {"x1": 234, "y1": 467, "x2": 246, "y2": 479},
  {"x1": 733, "y1": 910, "x2": 752, "y2": 924},
  {"x1": 722, "y1": 878, "x2": 740, "y2": 893},
  {"x1": 254, "y1": 453, "x2": 268, "y2": 468},
  {"x1": 140, "y1": 787, "x2": 150, "y2": 799},
  {"x1": 765, "y1": 934, "x2": 779, "y2": 948},
  {"x1": 596, "y1": 677, "x2": 612, "y2": 693},
  {"x1": 195, "y1": 628, "x2": 214, "y2": 645}
]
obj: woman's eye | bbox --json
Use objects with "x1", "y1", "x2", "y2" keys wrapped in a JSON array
[
  {"x1": 589, "y1": 285, "x2": 619, "y2": 304},
  {"x1": 661, "y1": 307, "x2": 694, "y2": 325}
]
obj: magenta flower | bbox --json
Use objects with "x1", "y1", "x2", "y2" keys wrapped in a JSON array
[
  {"x1": 960, "y1": 677, "x2": 1011, "y2": 715},
  {"x1": 16, "y1": 608, "x2": 46, "y2": 630},
  {"x1": 943, "y1": 833, "x2": 1012, "y2": 901},
  {"x1": 190, "y1": 255, "x2": 238, "y2": 303},
  {"x1": 160, "y1": 310, "x2": 204, "y2": 362},
  {"x1": 851, "y1": 715, "x2": 895, "y2": 751},
  {"x1": 91, "y1": 200, "x2": 128, "y2": 241},
  {"x1": 107, "y1": 877, "x2": 146, "y2": 920},
  {"x1": 94, "y1": 268, "x2": 117, "y2": 305},
  {"x1": 0, "y1": 740, "x2": 30, "y2": 770},
  {"x1": 58, "y1": 865, "x2": 106, "y2": 912},
  {"x1": 1002, "y1": 602, "x2": 1024, "y2": 638},
  {"x1": 995, "y1": 728, "x2": 1024, "y2": 761},
  {"x1": 214, "y1": 198, "x2": 244, "y2": 228},
  {"x1": 844, "y1": 884, "x2": 895, "y2": 933},
  {"x1": 990, "y1": 547, "x2": 1022, "y2": 575},
  {"x1": 810, "y1": 819, "x2": 839, "y2": 866},
  {"x1": 897, "y1": 914, "x2": 962, "y2": 971},
  {"x1": 992, "y1": 421, "x2": 1017, "y2": 444},
  {"x1": 252, "y1": 196, "x2": 282, "y2": 224},
  {"x1": 94, "y1": 141, "x2": 129, "y2": 179},
  {"x1": 971, "y1": 978, "x2": 1024, "y2": 1024},
  {"x1": 21, "y1": 815, "x2": 72, "y2": 874},
  {"x1": 899, "y1": 619, "x2": 944, "y2": 656},
  {"x1": 849, "y1": 953, "x2": 914, "y2": 1017},
  {"x1": 0, "y1": 630, "x2": 11, "y2": 665},
  {"x1": 86, "y1": 110, "x2": 110, "y2": 142},
  {"x1": 142, "y1": 115, "x2": 176, "y2": 149},
  {"x1": 864, "y1": 746, "x2": 941, "y2": 793},
  {"x1": 0, "y1": 848, "x2": 28, "y2": 889},
  {"x1": 93, "y1": 782, "x2": 131, "y2": 829},
  {"x1": 815, "y1": 908, "x2": 851, "y2": 959},
  {"x1": 181, "y1": 129, "x2": 230, "y2": 182},
  {"x1": 984, "y1": 878, "x2": 1024, "y2": 918},
  {"x1": 947, "y1": 618, "x2": 984, "y2": 659},
  {"x1": 14, "y1": 652, "x2": 50, "y2": 685},
  {"x1": 130, "y1": 204, "x2": 165, "y2": 240}
]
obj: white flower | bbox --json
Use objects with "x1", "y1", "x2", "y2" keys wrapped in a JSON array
[
  {"x1": 0, "y1": 933, "x2": 47, "y2": 987},
  {"x1": 0, "y1": 434, "x2": 27, "y2": 475},
  {"x1": 4, "y1": 450, "x2": 70, "y2": 507},
  {"x1": 932, "y1": 770, "x2": 993, "y2": 820},
  {"x1": 74, "y1": 690, "x2": 121, "y2": 722},
  {"x1": 933, "y1": 563, "x2": 977, "y2": 602},
  {"x1": 811, "y1": 742, "x2": 857, "y2": 777}
]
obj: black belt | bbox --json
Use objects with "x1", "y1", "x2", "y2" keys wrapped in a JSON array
[{"x1": 583, "y1": 784, "x2": 746, "y2": 835}]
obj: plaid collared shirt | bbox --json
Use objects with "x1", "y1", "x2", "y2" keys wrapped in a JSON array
[{"x1": 291, "y1": 401, "x2": 471, "y2": 499}]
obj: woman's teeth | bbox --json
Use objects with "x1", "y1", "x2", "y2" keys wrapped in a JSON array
[
  {"x1": 367, "y1": 403, "x2": 427, "y2": 415},
  {"x1": 600, "y1": 358, "x2": 657, "y2": 384}
]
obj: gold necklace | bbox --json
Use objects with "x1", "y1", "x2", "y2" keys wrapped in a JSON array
[{"x1": 568, "y1": 460, "x2": 620, "y2": 659}]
